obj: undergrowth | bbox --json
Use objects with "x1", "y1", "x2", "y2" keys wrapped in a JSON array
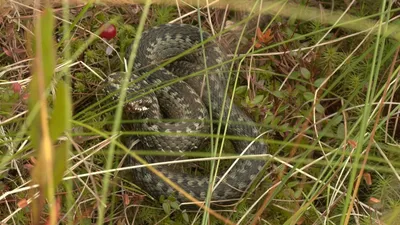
[{"x1": 1, "y1": 0, "x2": 400, "y2": 224}]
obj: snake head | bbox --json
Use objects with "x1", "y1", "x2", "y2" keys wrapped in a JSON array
[
  {"x1": 104, "y1": 72, "x2": 157, "y2": 115},
  {"x1": 124, "y1": 97, "x2": 152, "y2": 113}
]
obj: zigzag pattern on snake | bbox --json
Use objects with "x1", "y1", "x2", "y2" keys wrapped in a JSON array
[{"x1": 106, "y1": 23, "x2": 268, "y2": 205}]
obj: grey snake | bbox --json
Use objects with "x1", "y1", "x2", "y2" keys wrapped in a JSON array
[{"x1": 105, "y1": 23, "x2": 268, "y2": 206}]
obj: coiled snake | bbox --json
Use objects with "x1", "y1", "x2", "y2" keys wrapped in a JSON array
[{"x1": 106, "y1": 24, "x2": 268, "y2": 206}]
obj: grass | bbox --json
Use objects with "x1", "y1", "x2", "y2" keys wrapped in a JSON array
[{"x1": 1, "y1": 0, "x2": 400, "y2": 224}]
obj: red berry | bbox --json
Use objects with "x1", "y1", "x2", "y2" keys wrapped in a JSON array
[
  {"x1": 22, "y1": 93, "x2": 29, "y2": 101},
  {"x1": 12, "y1": 83, "x2": 21, "y2": 94},
  {"x1": 100, "y1": 24, "x2": 117, "y2": 40}
]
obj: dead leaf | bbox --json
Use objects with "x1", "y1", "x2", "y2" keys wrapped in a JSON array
[
  {"x1": 23, "y1": 163, "x2": 34, "y2": 172},
  {"x1": 348, "y1": 140, "x2": 357, "y2": 149},
  {"x1": 17, "y1": 199, "x2": 29, "y2": 208},
  {"x1": 30, "y1": 156, "x2": 37, "y2": 165},
  {"x1": 363, "y1": 173, "x2": 372, "y2": 186},
  {"x1": 257, "y1": 27, "x2": 274, "y2": 44},
  {"x1": 123, "y1": 193, "x2": 130, "y2": 205},
  {"x1": 131, "y1": 193, "x2": 145, "y2": 205},
  {"x1": 2, "y1": 47, "x2": 12, "y2": 57},
  {"x1": 252, "y1": 27, "x2": 274, "y2": 49},
  {"x1": 252, "y1": 40, "x2": 262, "y2": 49},
  {"x1": 369, "y1": 197, "x2": 381, "y2": 204},
  {"x1": 22, "y1": 93, "x2": 29, "y2": 101}
]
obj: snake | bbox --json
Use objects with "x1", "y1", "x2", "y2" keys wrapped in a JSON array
[{"x1": 105, "y1": 23, "x2": 268, "y2": 206}]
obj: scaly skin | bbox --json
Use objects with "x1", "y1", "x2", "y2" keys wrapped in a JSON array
[{"x1": 108, "y1": 23, "x2": 268, "y2": 206}]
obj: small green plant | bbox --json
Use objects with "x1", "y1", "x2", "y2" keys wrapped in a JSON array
[
  {"x1": 152, "y1": 5, "x2": 177, "y2": 26},
  {"x1": 160, "y1": 195, "x2": 190, "y2": 223},
  {"x1": 0, "y1": 84, "x2": 21, "y2": 117}
]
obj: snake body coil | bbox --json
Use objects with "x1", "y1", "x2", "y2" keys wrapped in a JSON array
[{"x1": 108, "y1": 24, "x2": 268, "y2": 205}]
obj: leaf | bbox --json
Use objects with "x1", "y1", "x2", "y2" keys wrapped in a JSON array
[
  {"x1": 288, "y1": 13, "x2": 297, "y2": 26},
  {"x1": 294, "y1": 188, "x2": 302, "y2": 199},
  {"x1": 27, "y1": 73, "x2": 41, "y2": 151},
  {"x1": 123, "y1": 194, "x2": 130, "y2": 205},
  {"x1": 28, "y1": 8, "x2": 58, "y2": 224},
  {"x1": 303, "y1": 92, "x2": 314, "y2": 101},
  {"x1": 2, "y1": 47, "x2": 12, "y2": 57},
  {"x1": 167, "y1": 195, "x2": 176, "y2": 202},
  {"x1": 170, "y1": 201, "x2": 179, "y2": 210},
  {"x1": 252, "y1": 38, "x2": 262, "y2": 49},
  {"x1": 315, "y1": 103, "x2": 325, "y2": 114},
  {"x1": 348, "y1": 140, "x2": 357, "y2": 148},
  {"x1": 52, "y1": 142, "x2": 68, "y2": 187},
  {"x1": 49, "y1": 81, "x2": 72, "y2": 142},
  {"x1": 235, "y1": 85, "x2": 247, "y2": 95},
  {"x1": 162, "y1": 202, "x2": 171, "y2": 214},
  {"x1": 331, "y1": 115, "x2": 343, "y2": 126},
  {"x1": 336, "y1": 123, "x2": 345, "y2": 139},
  {"x1": 363, "y1": 173, "x2": 372, "y2": 186},
  {"x1": 251, "y1": 94, "x2": 264, "y2": 105},
  {"x1": 245, "y1": 95, "x2": 250, "y2": 104},
  {"x1": 295, "y1": 84, "x2": 306, "y2": 92},
  {"x1": 272, "y1": 90, "x2": 284, "y2": 98},
  {"x1": 256, "y1": 27, "x2": 274, "y2": 44},
  {"x1": 287, "y1": 181, "x2": 299, "y2": 188},
  {"x1": 17, "y1": 199, "x2": 28, "y2": 208},
  {"x1": 291, "y1": 71, "x2": 300, "y2": 79},
  {"x1": 271, "y1": 116, "x2": 281, "y2": 127},
  {"x1": 369, "y1": 197, "x2": 381, "y2": 204},
  {"x1": 284, "y1": 27, "x2": 294, "y2": 37},
  {"x1": 300, "y1": 67, "x2": 311, "y2": 79},
  {"x1": 38, "y1": 9, "x2": 55, "y2": 91},
  {"x1": 182, "y1": 211, "x2": 189, "y2": 223},
  {"x1": 252, "y1": 27, "x2": 273, "y2": 48},
  {"x1": 283, "y1": 188, "x2": 295, "y2": 198},
  {"x1": 28, "y1": 8, "x2": 56, "y2": 150},
  {"x1": 313, "y1": 78, "x2": 325, "y2": 87}
]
